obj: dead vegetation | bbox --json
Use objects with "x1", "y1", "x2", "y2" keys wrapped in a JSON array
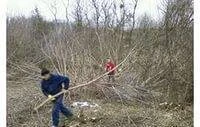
[{"x1": 7, "y1": 0, "x2": 193, "y2": 126}]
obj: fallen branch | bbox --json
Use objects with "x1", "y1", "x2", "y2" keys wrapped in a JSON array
[{"x1": 34, "y1": 44, "x2": 140, "y2": 110}]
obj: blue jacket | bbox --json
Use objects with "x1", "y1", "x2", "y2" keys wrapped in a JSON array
[{"x1": 41, "y1": 74, "x2": 70, "y2": 96}]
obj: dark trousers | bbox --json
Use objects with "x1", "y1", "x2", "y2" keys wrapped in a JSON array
[
  {"x1": 52, "y1": 95, "x2": 73, "y2": 126},
  {"x1": 108, "y1": 74, "x2": 115, "y2": 83}
]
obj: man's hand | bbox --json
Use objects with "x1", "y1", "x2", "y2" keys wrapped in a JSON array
[
  {"x1": 61, "y1": 83, "x2": 66, "y2": 92},
  {"x1": 48, "y1": 95, "x2": 55, "y2": 101},
  {"x1": 61, "y1": 88, "x2": 66, "y2": 92}
]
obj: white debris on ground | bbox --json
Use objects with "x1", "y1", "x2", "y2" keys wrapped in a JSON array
[
  {"x1": 72, "y1": 101, "x2": 99, "y2": 108},
  {"x1": 68, "y1": 101, "x2": 100, "y2": 126}
]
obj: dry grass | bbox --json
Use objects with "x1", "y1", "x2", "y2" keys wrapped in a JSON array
[{"x1": 7, "y1": 81, "x2": 193, "y2": 127}]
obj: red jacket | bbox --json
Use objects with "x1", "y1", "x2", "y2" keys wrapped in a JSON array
[{"x1": 105, "y1": 61, "x2": 116, "y2": 74}]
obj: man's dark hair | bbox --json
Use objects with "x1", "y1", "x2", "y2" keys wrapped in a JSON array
[{"x1": 41, "y1": 68, "x2": 50, "y2": 76}]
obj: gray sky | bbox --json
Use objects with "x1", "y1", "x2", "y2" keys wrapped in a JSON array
[{"x1": 7, "y1": 0, "x2": 163, "y2": 21}]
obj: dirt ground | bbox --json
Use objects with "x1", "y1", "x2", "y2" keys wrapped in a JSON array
[{"x1": 7, "y1": 82, "x2": 193, "y2": 127}]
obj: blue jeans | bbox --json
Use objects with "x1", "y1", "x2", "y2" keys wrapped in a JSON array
[{"x1": 52, "y1": 95, "x2": 73, "y2": 126}]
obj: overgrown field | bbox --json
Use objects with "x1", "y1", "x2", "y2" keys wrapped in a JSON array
[
  {"x1": 7, "y1": 0, "x2": 193, "y2": 126},
  {"x1": 7, "y1": 80, "x2": 193, "y2": 127}
]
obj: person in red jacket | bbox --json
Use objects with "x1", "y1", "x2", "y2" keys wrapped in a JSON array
[{"x1": 105, "y1": 58, "x2": 116, "y2": 82}]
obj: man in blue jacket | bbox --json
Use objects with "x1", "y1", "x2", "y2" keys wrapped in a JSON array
[{"x1": 40, "y1": 68, "x2": 73, "y2": 127}]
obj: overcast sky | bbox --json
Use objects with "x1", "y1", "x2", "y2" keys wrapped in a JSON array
[{"x1": 7, "y1": 0, "x2": 163, "y2": 21}]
